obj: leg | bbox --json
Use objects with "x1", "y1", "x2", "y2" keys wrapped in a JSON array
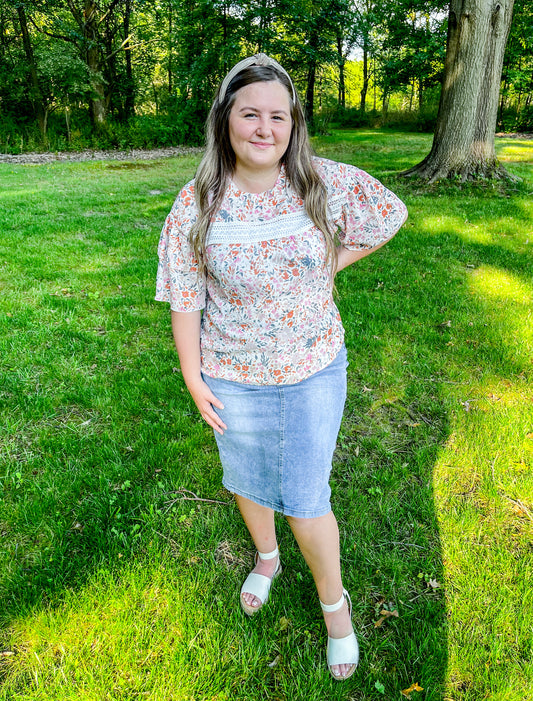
[
  {"x1": 286, "y1": 511, "x2": 356, "y2": 679},
  {"x1": 235, "y1": 494, "x2": 280, "y2": 611}
]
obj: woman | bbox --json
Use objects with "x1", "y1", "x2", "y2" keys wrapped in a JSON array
[{"x1": 156, "y1": 54, "x2": 407, "y2": 681}]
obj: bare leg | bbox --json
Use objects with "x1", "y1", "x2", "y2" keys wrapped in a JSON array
[
  {"x1": 235, "y1": 494, "x2": 279, "y2": 610},
  {"x1": 286, "y1": 511, "x2": 355, "y2": 679}
]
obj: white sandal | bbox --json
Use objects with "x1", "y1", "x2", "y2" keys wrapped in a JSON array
[
  {"x1": 320, "y1": 589, "x2": 359, "y2": 680},
  {"x1": 240, "y1": 546, "x2": 281, "y2": 616}
]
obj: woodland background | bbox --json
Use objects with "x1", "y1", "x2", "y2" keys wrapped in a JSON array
[{"x1": 0, "y1": 0, "x2": 532, "y2": 154}]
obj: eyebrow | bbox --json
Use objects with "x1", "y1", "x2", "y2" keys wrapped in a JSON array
[{"x1": 238, "y1": 106, "x2": 289, "y2": 116}]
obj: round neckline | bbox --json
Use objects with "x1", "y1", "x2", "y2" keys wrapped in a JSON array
[{"x1": 229, "y1": 165, "x2": 286, "y2": 197}]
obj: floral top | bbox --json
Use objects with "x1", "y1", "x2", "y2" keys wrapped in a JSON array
[{"x1": 155, "y1": 157, "x2": 407, "y2": 385}]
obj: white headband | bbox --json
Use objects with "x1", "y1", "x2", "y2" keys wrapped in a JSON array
[{"x1": 218, "y1": 53, "x2": 296, "y2": 103}]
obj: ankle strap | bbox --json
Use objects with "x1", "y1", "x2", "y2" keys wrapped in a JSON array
[
  {"x1": 320, "y1": 588, "x2": 350, "y2": 613},
  {"x1": 257, "y1": 546, "x2": 279, "y2": 561}
]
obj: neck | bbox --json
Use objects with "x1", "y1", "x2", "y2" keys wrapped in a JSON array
[{"x1": 232, "y1": 163, "x2": 281, "y2": 193}]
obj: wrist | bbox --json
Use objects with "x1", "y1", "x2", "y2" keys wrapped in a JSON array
[{"x1": 183, "y1": 372, "x2": 204, "y2": 391}]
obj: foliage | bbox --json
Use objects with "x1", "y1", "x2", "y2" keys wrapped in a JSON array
[
  {"x1": 499, "y1": 0, "x2": 533, "y2": 131},
  {"x1": 333, "y1": 105, "x2": 438, "y2": 132},
  {"x1": 0, "y1": 0, "x2": 529, "y2": 152},
  {"x1": 376, "y1": 0, "x2": 447, "y2": 109}
]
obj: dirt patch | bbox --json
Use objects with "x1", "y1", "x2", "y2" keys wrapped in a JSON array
[
  {"x1": 0, "y1": 145, "x2": 203, "y2": 165},
  {"x1": 495, "y1": 132, "x2": 533, "y2": 140}
]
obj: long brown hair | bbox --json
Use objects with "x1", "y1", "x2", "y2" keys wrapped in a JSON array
[{"x1": 190, "y1": 63, "x2": 337, "y2": 277}]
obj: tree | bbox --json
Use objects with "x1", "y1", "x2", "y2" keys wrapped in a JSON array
[
  {"x1": 284, "y1": 0, "x2": 345, "y2": 127},
  {"x1": 15, "y1": 3, "x2": 48, "y2": 135},
  {"x1": 403, "y1": 0, "x2": 516, "y2": 181},
  {"x1": 350, "y1": 0, "x2": 378, "y2": 114},
  {"x1": 28, "y1": 0, "x2": 138, "y2": 129},
  {"x1": 376, "y1": 1, "x2": 446, "y2": 113},
  {"x1": 498, "y1": 0, "x2": 533, "y2": 130}
]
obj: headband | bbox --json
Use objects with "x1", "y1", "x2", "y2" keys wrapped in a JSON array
[{"x1": 218, "y1": 53, "x2": 296, "y2": 103}]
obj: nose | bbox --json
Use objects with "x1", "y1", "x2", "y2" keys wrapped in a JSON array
[{"x1": 255, "y1": 117, "x2": 272, "y2": 137}]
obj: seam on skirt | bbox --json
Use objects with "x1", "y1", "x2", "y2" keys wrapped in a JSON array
[{"x1": 278, "y1": 386, "x2": 285, "y2": 512}]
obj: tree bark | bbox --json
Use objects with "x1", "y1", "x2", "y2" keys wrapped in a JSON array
[
  {"x1": 304, "y1": 24, "x2": 322, "y2": 128},
  {"x1": 83, "y1": 1, "x2": 107, "y2": 127},
  {"x1": 402, "y1": 0, "x2": 516, "y2": 182},
  {"x1": 123, "y1": 0, "x2": 135, "y2": 120},
  {"x1": 16, "y1": 5, "x2": 47, "y2": 136},
  {"x1": 337, "y1": 34, "x2": 346, "y2": 108},
  {"x1": 360, "y1": 35, "x2": 368, "y2": 113},
  {"x1": 168, "y1": 0, "x2": 173, "y2": 94},
  {"x1": 305, "y1": 59, "x2": 316, "y2": 127}
]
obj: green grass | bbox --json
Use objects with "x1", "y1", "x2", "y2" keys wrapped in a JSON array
[{"x1": 0, "y1": 131, "x2": 532, "y2": 700}]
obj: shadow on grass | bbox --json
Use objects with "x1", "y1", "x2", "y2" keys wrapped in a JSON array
[
  {"x1": 1, "y1": 153, "x2": 531, "y2": 699},
  {"x1": 1, "y1": 248, "x2": 450, "y2": 700}
]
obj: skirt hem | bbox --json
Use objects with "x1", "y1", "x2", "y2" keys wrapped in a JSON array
[{"x1": 223, "y1": 481, "x2": 333, "y2": 519}]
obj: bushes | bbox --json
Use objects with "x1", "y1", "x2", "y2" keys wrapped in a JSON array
[
  {"x1": 0, "y1": 111, "x2": 205, "y2": 154},
  {"x1": 4, "y1": 102, "x2": 529, "y2": 156},
  {"x1": 499, "y1": 105, "x2": 533, "y2": 133},
  {"x1": 331, "y1": 106, "x2": 438, "y2": 132},
  {"x1": 333, "y1": 107, "x2": 382, "y2": 129}
]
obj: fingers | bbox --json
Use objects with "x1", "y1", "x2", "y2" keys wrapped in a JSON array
[
  {"x1": 209, "y1": 394, "x2": 225, "y2": 412},
  {"x1": 189, "y1": 381, "x2": 227, "y2": 435},
  {"x1": 200, "y1": 400, "x2": 227, "y2": 435}
]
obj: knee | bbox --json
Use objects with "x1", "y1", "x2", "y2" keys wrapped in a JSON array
[
  {"x1": 286, "y1": 512, "x2": 332, "y2": 533},
  {"x1": 285, "y1": 514, "x2": 307, "y2": 530}
]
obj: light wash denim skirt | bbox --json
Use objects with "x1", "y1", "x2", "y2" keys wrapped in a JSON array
[{"x1": 202, "y1": 345, "x2": 348, "y2": 518}]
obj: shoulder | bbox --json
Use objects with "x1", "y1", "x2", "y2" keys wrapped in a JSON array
[
  {"x1": 312, "y1": 156, "x2": 374, "y2": 195},
  {"x1": 169, "y1": 179, "x2": 197, "y2": 223},
  {"x1": 165, "y1": 180, "x2": 198, "y2": 237}
]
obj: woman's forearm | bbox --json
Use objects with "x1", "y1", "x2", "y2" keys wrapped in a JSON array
[
  {"x1": 171, "y1": 309, "x2": 227, "y2": 434},
  {"x1": 171, "y1": 310, "x2": 202, "y2": 388},
  {"x1": 335, "y1": 241, "x2": 388, "y2": 273}
]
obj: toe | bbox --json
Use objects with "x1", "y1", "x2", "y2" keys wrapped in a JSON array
[
  {"x1": 330, "y1": 663, "x2": 354, "y2": 680},
  {"x1": 241, "y1": 592, "x2": 260, "y2": 608}
]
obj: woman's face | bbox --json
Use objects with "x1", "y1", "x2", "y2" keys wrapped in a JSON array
[{"x1": 228, "y1": 80, "x2": 292, "y2": 179}]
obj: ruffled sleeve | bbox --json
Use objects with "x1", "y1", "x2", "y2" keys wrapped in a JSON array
[
  {"x1": 155, "y1": 181, "x2": 206, "y2": 312},
  {"x1": 317, "y1": 158, "x2": 407, "y2": 250}
]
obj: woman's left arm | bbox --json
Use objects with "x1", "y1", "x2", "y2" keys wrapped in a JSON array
[{"x1": 335, "y1": 240, "x2": 389, "y2": 274}]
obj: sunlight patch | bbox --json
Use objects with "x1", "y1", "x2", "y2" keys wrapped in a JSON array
[
  {"x1": 497, "y1": 142, "x2": 533, "y2": 163},
  {"x1": 422, "y1": 215, "x2": 494, "y2": 244},
  {"x1": 467, "y1": 266, "x2": 532, "y2": 305}
]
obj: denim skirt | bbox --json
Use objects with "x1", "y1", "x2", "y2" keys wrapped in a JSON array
[{"x1": 202, "y1": 345, "x2": 348, "y2": 518}]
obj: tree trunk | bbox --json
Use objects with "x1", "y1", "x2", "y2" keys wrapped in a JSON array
[
  {"x1": 498, "y1": 70, "x2": 508, "y2": 128},
  {"x1": 337, "y1": 35, "x2": 346, "y2": 108},
  {"x1": 382, "y1": 91, "x2": 389, "y2": 118},
  {"x1": 402, "y1": 0, "x2": 516, "y2": 182},
  {"x1": 258, "y1": 0, "x2": 269, "y2": 53},
  {"x1": 16, "y1": 6, "x2": 47, "y2": 136},
  {"x1": 360, "y1": 36, "x2": 368, "y2": 113},
  {"x1": 168, "y1": 0, "x2": 173, "y2": 94},
  {"x1": 304, "y1": 26, "x2": 321, "y2": 128},
  {"x1": 305, "y1": 60, "x2": 316, "y2": 127},
  {"x1": 123, "y1": 0, "x2": 135, "y2": 120},
  {"x1": 83, "y1": 1, "x2": 107, "y2": 128},
  {"x1": 373, "y1": 58, "x2": 377, "y2": 111}
]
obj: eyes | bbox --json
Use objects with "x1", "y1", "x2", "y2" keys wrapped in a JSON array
[{"x1": 242, "y1": 112, "x2": 287, "y2": 122}]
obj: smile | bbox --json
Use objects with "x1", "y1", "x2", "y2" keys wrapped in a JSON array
[{"x1": 251, "y1": 142, "x2": 274, "y2": 149}]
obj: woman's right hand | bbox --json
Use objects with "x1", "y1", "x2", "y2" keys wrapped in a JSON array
[
  {"x1": 186, "y1": 378, "x2": 227, "y2": 435},
  {"x1": 170, "y1": 310, "x2": 226, "y2": 434}
]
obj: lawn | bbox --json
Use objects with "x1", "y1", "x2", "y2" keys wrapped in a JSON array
[{"x1": 0, "y1": 130, "x2": 532, "y2": 701}]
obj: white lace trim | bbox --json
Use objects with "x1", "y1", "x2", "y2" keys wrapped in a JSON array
[
  {"x1": 327, "y1": 193, "x2": 344, "y2": 219},
  {"x1": 207, "y1": 210, "x2": 315, "y2": 245}
]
